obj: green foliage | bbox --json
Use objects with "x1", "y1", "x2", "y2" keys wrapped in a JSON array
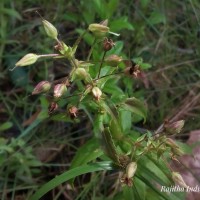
[
  {"x1": 1, "y1": 0, "x2": 199, "y2": 199},
  {"x1": 11, "y1": 13, "x2": 187, "y2": 200},
  {"x1": 0, "y1": 137, "x2": 41, "y2": 184}
]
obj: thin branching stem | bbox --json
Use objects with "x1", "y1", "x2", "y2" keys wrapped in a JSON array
[
  {"x1": 97, "y1": 51, "x2": 106, "y2": 78},
  {"x1": 87, "y1": 38, "x2": 97, "y2": 61},
  {"x1": 94, "y1": 71, "x2": 124, "y2": 81}
]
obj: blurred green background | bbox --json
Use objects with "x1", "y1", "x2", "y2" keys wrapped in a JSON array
[{"x1": 0, "y1": 0, "x2": 200, "y2": 199}]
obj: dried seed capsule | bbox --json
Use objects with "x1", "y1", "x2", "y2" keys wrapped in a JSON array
[
  {"x1": 15, "y1": 53, "x2": 39, "y2": 67},
  {"x1": 126, "y1": 162, "x2": 137, "y2": 179},
  {"x1": 92, "y1": 87, "x2": 102, "y2": 101},
  {"x1": 32, "y1": 81, "x2": 51, "y2": 95},
  {"x1": 42, "y1": 20, "x2": 58, "y2": 40},
  {"x1": 105, "y1": 54, "x2": 122, "y2": 67},
  {"x1": 172, "y1": 172, "x2": 187, "y2": 188},
  {"x1": 103, "y1": 38, "x2": 115, "y2": 51},
  {"x1": 53, "y1": 84, "x2": 67, "y2": 98}
]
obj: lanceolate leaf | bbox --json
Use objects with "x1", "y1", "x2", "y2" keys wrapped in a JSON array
[
  {"x1": 70, "y1": 137, "x2": 104, "y2": 169},
  {"x1": 121, "y1": 97, "x2": 147, "y2": 122},
  {"x1": 30, "y1": 162, "x2": 112, "y2": 200}
]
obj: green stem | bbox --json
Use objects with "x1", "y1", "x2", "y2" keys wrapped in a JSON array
[
  {"x1": 70, "y1": 56, "x2": 78, "y2": 68},
  {"x1": 39, "y1": 53, "x2": 60, "y2": 58},
  {"x1": 94, "y1": 71, "x2": 124, "y2": 81},
  {"x1": 87, "y1": 38, "x2": 97, "y2": 61},
  {"x1": 74, "y1": 29, "x2": 88, "y2": 48},
  {"x1": 97, "y1": 51, "x2": 106, "y2": 78}
]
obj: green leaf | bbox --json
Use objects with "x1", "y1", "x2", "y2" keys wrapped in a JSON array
[
  {"x1": 140, "y1": 63, "x2": 152, "y2": 70},
  {"x1": 134, "y1": 177, "x2": 146, "y2": 199},
  {"x1": 70, "y1": 137, "x2": 104, "y2": 170},
  {"x1": 1, "y1": 8, "x2": 22, "y2": 20},
  {"x1": 121, "y1": 97, "x2": 147, "y2": 122},
  {"x1": 30, "y1": 162, "x2": 112, "y2": 200},
  {"x1": 140, "y1": 0, "x2": 150, "y2": 8},
  {"x1": 107, "y1": 0, "x2": 119, "y2": 18},
  {"x1": 0, "y1": 121, "x2": 13, "y2": 131},
  {"x1": 123, "y1": 186, "x2": 135, "y2": 200},
  {"x1": 109, "y1": 118, "x2": 123, "y2": 140},
  {"x1": 110, "y1": 17, "x2": 134, "y2": 32},
  {"x1": 119, "y1": 109, "x2": 132, "y2": 132},
  {"x1": 148, "y1": 11, "x2": 166, "y2": 25}
]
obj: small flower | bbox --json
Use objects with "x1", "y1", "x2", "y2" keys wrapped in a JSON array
[
  {"x1": 32, "y1": 81, "x2": 51, "y2": 95},
  {"x1": 103, "y1": 38, "x2": 115, "y2": 51},
  {"x1": 92, "y1": 87, "x2": 102, "y2": 101},
  {"x1": 42, "y1": 20, "x2": 58, "y2": 40},
  {"x1": 48, "y1": 102, "x2": 58, "y2": 114},
  {"x1": 172, "y1": 172, "x2": 188, "y2": 188},
  {"x1": 53, "y1": 84, "x2": 67, "y2": 98},
  {"x1": 105, "y1": 54, "x2": 122, "y2": 67},
  {"x1": 124, "y1": 64, "x2": 142, "y2": 78},
  {"x1": 15, "y1": 53, "x2": 39, "y2": 67},
  {"x1": 120, "y1": 173, "x2": 133, "y2": 187},
  {"x1": 68, "y1": 106, "x2": 78, "y2": 119}
]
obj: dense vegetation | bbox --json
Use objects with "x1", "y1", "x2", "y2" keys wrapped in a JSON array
[{"x1": 0, "y1": 0, "x2": 200, "y2": 199}]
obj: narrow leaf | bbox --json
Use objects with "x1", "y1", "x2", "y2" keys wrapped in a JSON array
[
  {"x1": 30, "y1": 162, "x2": 112, "y2": 200},
  {"x1": 70, "y1": 137, "x2": 104, "y2": 169},
  {"x1": 121, "y1": 97, "x2": 147, "y2": 122}
]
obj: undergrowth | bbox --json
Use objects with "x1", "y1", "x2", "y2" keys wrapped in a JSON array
[{"x1": 0, "y1": 0, "x2": 200, "y2": 200}]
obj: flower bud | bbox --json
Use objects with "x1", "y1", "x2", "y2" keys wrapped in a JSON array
[
  {"x1": 92, "y1": 87, "x2": 102, "y2": 101},
  {"x1": 164, "y1": 120, "x2": 185, "y2": 135},
  {"x1": 75, "y1": 68, "x2": 87, "y2": 78},
  {"x1": 172, "y1": 172, "x2": 188, "y2": 188},
  {"x1": 88, "y1": 23, "x2": 109, "y2": 38},
  {"x1": 74, "y1": 68, "x2": 91, "y2": 82},
  {"x1": 53, "y1": 84, "x2": 67, "y2": 98},
  {"x1": 32, "y1": 81, "x2": 51, "y2": 95},
  {"x1": 42, "y1": 20, "x2": 58, "y2": 40},
  {"x1": 126, "y1": 162, "x2": 137, "y2": 179},
  {"x1": 15, "y1": 53, "x2": 39, "y2": 67},
  {"x1": 105, "y1": 54, "x2": 122, "y2": 67}
]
